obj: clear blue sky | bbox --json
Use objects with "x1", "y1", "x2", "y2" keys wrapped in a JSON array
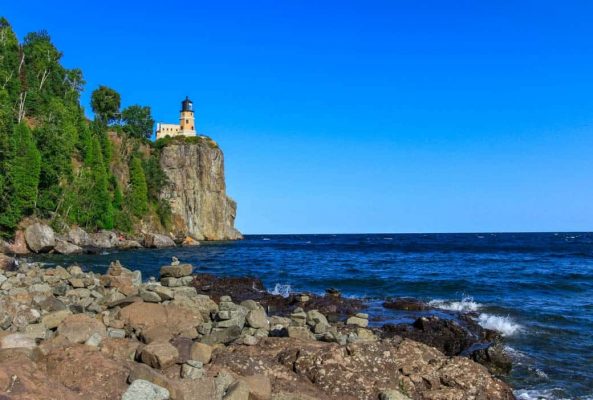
[{"x1": 4, "y1": 1, "x2": 593, "y2": 233}]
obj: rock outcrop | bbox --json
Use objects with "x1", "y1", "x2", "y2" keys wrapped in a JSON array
[
  {"x1": 159, "y1": 139, "x2": 242, "y2": 241},
  {"x1": 0, "y1": 258, "x2": 516, "y2": 400}
]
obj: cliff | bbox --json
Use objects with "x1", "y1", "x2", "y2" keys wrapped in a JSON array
[{"x1": 158, "y1": 138, "x2": 242, "y2": 241}]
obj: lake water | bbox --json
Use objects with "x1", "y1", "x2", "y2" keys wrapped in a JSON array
[{"x1": 30, "y1": 233, "x2": 593, "y2": 399}]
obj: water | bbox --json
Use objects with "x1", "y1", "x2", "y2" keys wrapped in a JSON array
[{"x1": 30, "y1": 233, "x2": 593, "y2": 399}]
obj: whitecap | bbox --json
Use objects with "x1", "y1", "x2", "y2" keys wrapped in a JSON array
[
  {"x1": 428, "y1": 296, "x2": 481, "y2": 312},
  {"x1": 269, "y1": 283, "x2": 292, "y2": 298},
  {"x1": 503, "y1": 345, "x2": 530, "y2": 362},
  {"x1": 477, "y1": 313, "x2": 522, "y2": 336},
  {"x1": 262, "y1": 238, "x2": 270, "y2": 241},
  {"x1": 514, "y1": 388, "x2": 570, "y2": 400}
]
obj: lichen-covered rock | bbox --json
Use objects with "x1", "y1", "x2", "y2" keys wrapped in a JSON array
[
  {"x1": 123, "y1": 379, "x2": 170, "y2": 400},
  {"x1": 159, "y1": 141, "x2": 242, "y2": 241},
  {"x1": 25, "y1": 223, "x2": 55, "y2": 253}
]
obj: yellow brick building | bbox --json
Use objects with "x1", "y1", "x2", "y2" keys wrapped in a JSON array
[{"x1": 156, "y1": 97, "x2": 197, "y2": 140}]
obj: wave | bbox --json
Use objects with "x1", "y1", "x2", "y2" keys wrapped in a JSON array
[
  {"x1": 478, "y1": 313, "x2": 523, "y2": 336},
  {"x1": 514, "y1": 388, "x2": 573, "y2": 400},
  {"x1": 269, "y1": 283, "x2": 292, "y2": 298},
  {"x1": 428, "y1": 296, "x2": 481, "y2": 312}
]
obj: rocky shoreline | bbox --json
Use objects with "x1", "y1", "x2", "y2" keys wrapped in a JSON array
[
  {"x1": 0, "y1": 256, "x2": 516, "y2": 399},
  {"x1": 0, "y1": 222, "x2": 202, "y2": 268}
]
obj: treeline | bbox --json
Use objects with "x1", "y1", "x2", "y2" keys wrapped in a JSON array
[{"x1": 0, "y1": 18, "x2": 170, "y2": 238}]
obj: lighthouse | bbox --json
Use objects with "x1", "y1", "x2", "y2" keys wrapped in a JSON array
[
  {"x1": 179, "y1": 96, "x2": 196, "y2": 135},
  {"x1": 155, "y1": 96, "x2": 198, "y2": 140}
]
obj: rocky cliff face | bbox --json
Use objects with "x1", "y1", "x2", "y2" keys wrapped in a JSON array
[{"x1": 159, "y1": 139, "x2": 242, "y2": 241}]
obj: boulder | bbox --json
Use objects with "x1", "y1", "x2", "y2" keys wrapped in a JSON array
[
  {"x1": 117, "y1": 239, "x2": 144, "y2": 249},
  {"x1": 144, "y1": 233, "x2": 176, "y2": 248},
  {"x1": 181, "y1": 236, "x2": 200, "y2": 246},
  {"x1": 243, "y1": 375, "x2": 272, "y2": 400},
  {"x1": 67, "y1": 226, "x2": 91, "y2": 246},
  {"x1": 224, "y1": 380, "x2": 250, "y2": 400},
  {"x1": 90, "y1": 230, "x2": 118, "y2": 248},
  {"x1": 128, "y1": 363, "x2": 187, "y2": 400},
  {"x1": 0, "y1": 333, "x2": 37, "y2": 349},
  {"x1": 8, "y1": 229, "x2": 29, "y2": 254},
  {"x1": 57, "y1": 314, "x2": 107, "y2": 343},
  {"x1": 118, "y1": 302, "x2": 203, "y2": 339},
  {"x1": 0, "y1": 353, "x2": 80, "y2": 400},
  {"x1": 140, "y1": 341, "x2": 179, "y2": 369},
  {"x1": 0, "y1": 253, "x2": 16, "y2": 271},
  {"x1": 346, "y1": 313, "x2": 369, "y2": 328},
  {"x1": 181, "y1": 360, "x2": 204, "y2": 379},
  {"x1": 190, "y1": 342, "x2": 213, "y2": 364},
  {"x1": 25, "y1": 222, "x2": 56, "y2": 253},
  {"x1": 383, "y1": 297, "x2": 430, "y2": 311},
  {"x1": 211, "y1": 337, "x2": 515, "y2": 400},
  {"x1": 54, "y1": 239, "x2": 83, "y2": 255},
  {"x1": 380, "y1": 390, "x2": 411, "y2": 400},
  {"x1": 123, "y1": 379, "x2": 170, "y2": 400},
  {"x1": 45, "y1": 343, "x2": 130, "y2": 399},
  {"x1": 246, "y1": 308, "x2": 269, "y2": 330},
  {"x1": 287, "y1": 326, "x2": 315, "y2": 341},
  {"x1": 160, "y1": 263, "x2": 193, "y2": 278}
]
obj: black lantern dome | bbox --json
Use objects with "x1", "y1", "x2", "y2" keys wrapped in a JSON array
[{"x1": 181, "y1": 96, "x2": 193, "y2": 112}]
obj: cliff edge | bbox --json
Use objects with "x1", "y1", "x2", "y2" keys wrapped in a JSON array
[{"x1": 159, "y1": 138, "x2": 242, "y2": 241}]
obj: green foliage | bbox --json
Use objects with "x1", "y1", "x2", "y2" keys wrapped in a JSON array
[
  {"x1": 34, "y1": 98, "x2": 78, "y2": 215},
  {"x1": 122, "y1": 105, "x2": 154, "y2": 139},
  {"x1": 0, "y1": 18, "x2": 22, "y2": 102},
  {"x1": 0, "y1": 18, "x2": 174, "y2": 237},
  {"x1": 129, "y1": 156, "x2": 148, "y2": 218},
  {"x1": 142, "y1": 156, "x2": 168, "y2": 201},
  {"x1": 154, "y1": 134, "x2": 218, "y2": 150},
  {"x1": 91, "y1": 85, "x2": 120, "y2": 124},
  {"x1": 0, "y1": 123, "x2": 41, "y2": 232},
  {"x1": 156, "y1": 199, "x2": 172, "y2": 229}
]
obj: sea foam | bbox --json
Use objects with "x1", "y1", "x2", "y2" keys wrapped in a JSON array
[
  {"x1": 269, "y1": 283, "x2": 292, "y2": 298},
  {"x1": 514, "y1": 388, "x2": 573, "y2": 400},
  {"x1": 477, "y1": 313, "x2": 522, "y2": 336},
  {"x1": 428, "y1": 296, "x2": 481, "y2": 312}
]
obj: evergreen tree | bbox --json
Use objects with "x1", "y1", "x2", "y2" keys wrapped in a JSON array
[
  {"x1": 129, "y1": 156, "x2": 148, "y2": 217},
  {"x1": 0, "y1": 18, "x2": 22, "y2": 103},
  {"x1": 0, "y1": 123, "x2": 41, "y2": 232}
]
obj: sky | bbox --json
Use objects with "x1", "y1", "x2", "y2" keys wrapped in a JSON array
[{"x1": 4, "y1": 1, "x2": 593, "y2": 233}]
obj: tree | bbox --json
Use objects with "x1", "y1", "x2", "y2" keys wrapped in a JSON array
[
  {"x1": 0, "y1": 18, "x2": 22, "y2": 102},
  {"x1": 90, "y1": 85, "x2": 120, "y2": 124},
  {"x1": 0, "y1": 123, "x2": 41, "y2": 232},
  {"x1": 122, "y1": 105, "x2": 154, "y2": 139},
  {"x1": 142, "y1": 156, "x2": 168, "y2": 200},
  {"x1": 128, "y1": 156, "x2": 148, "y2": 217}
]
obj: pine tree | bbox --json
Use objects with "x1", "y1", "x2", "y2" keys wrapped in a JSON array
[
  {"x1": 0, "y1": 123, "x2": 41, "y2": 232},
  {"x1": 129, "y1": 156, "x2": 148, "y2": 217}
]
